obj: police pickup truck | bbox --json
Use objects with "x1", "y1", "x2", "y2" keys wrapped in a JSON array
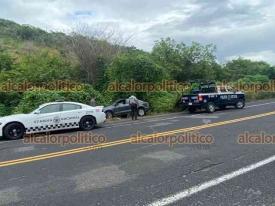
[{"x1": 181, "y1": 83, "x2": 245, "y2": 113}]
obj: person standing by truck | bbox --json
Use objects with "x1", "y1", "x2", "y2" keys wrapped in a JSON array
[{"x1": 129, "y1": 95, "x2": 138, "y2": 120}]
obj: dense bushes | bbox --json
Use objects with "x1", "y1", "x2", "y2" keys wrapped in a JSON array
[
  {"x1": 0, "y1": 103, "x2": 7, "y2": 116},
  {"x1": 107, "y1": 51, "x2": 168, "y2": 83},
  {"x1": 14, "y1": 85, "x2": 105, "y2": 113},
  {"x1": 145, "y1": 92, "x2": 180, "y2": 113},
  {"x1": 246, "y1": 91, "x2": 275, "y2": 101},
  {"x1": 0, "y1": 92, "x2": 22, "y2": 115},
  {"x1": 0, "y1": 49, "x2": 77, "y2": 83},
  {"x1": 237, "y1": 74, "x2": 269, "y2": 84},
  {"x1": 0, "y1": 52, "x2": 14, "y2": 71}
]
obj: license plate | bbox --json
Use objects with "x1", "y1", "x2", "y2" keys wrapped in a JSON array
[{"x1": 188, "y1": 102, "x2": 192, "y2": 105}]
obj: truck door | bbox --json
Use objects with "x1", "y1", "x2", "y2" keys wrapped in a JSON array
[
  {"x1": 114, "y1": 99, "x2": 130, "y2": 115},
  {"x1": 217, "y1": 86, "x2": 229, "y2": 106},
  {"x1": 226, "y1": 86, "x2": 239, "y2": 105}
]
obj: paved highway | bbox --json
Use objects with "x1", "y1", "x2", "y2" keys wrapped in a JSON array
[{"x1": 0, "y1": 99, "x2": 275, "y2": 206}]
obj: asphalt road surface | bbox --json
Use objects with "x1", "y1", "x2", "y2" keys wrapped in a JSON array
[{"x1": 0, "y1": 99, "x2": 275, "y2": 206}]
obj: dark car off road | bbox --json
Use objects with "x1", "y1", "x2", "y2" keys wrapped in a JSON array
[
  {"x1": 181, "y1": 82, "x2": 245, "y2": 113},
  {"x1": 103, "y1": 98, "x2": 150, "y2": 119}
]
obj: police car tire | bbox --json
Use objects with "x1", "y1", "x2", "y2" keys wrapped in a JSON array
[
  {"x1": 206, "y1": 102, "x2": 216, "y2": 113},
  {"x1": 138, "y1": 108, "x2": 145, "y2": 116},
  {"x1": 79, "y1": 116, "x2": 96, "y2": 131},
  {"x1": 235, "y1": 100, "x2": 245, "y2": 109},
  {"x1": 3, "y1": 122, "x2": 25, "y2": 140}
]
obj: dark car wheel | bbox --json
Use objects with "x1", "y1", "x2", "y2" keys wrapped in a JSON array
[
  {"x1": 188, "y1": 107, "x2": 196, "y2": 113},
  {"x1": 80, "y1": 116, "x2": 96, "y2": 131},
  {"x1": 138, "y1": 107, "x2": 145, "y2": 116},
  {"x1": 206, "y1": 102, "x2": 216, "y2": 113},
  {"x1": 3, "y1": 123, "x2": 25, "y2": 140},
  {"x1": 105, "y1": 111, "x2": 113, "y2": 119},
  {"x1": 235, "y1": 100, "x2": 245, "y2": 109}
]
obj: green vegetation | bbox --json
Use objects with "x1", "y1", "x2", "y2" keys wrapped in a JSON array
[
  {"x1": 0, "y1": 18, "x2": 274, "y2": 116},
  {"x1": 145, "y1": 92, "x2": 180, "y2": 113},
  {"x1": 14, "y1": 85, "x2": 106, "y2": 114}
]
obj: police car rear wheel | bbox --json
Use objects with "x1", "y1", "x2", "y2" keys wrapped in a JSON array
[
  {"x1": 206, "y1": 102, "x2": 216, "y2": 113},
  {"x1": 138, "y1": 108, "x2": 145, "y2": 116},
  {"x1": 80, "y1": 116, "x2": 96, "y2": 131},
  {"x1": 235, "y1": 100, "x2": 245, "y2": 109},
  {"x1": 4, "y1": 123, "x2": 25, "y2": 140}
]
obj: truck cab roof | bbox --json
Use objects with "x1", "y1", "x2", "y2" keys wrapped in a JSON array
[{"x1": 193, "y1": 83, "x2": 235, "y2": 94}]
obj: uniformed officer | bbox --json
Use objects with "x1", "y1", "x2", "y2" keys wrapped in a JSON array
[{"x1": 129, "y1": 95, "x2": 138, "y2": 120}]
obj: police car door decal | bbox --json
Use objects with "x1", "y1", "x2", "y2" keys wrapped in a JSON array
[
  {"x1": 31, "y1": 112, "x2": 61, "y2": 133},
  {"x1": 59, "y1": 105, "x2": 81, "y2": 129}
]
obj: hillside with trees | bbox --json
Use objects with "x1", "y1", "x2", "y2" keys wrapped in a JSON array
[{"x1": 0, "y1": 18, "x2": 274, "y2": 116}]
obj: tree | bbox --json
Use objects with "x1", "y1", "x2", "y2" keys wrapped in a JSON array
[
  {"x1": 107, "y1": 51, "x2": 167, "y2": 83},
  {"x1": 70, "y1": 24, "x2": 131, "y2": 85},
  {"x1": 151, "y1": 38, "x2": 183, "y2": 77},
  {"x1": 106, "y1": 51, "x2": 168, "y2": 100},
  {"x1": 224, "y1": 58, "x2": 273, "y2": 81},
  {"x1": 152, "y1": 38, "x2": 218, "y2": 82}
]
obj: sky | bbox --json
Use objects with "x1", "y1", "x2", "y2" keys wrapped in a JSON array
[{"x1": 0, "y1": 0, "x2": 274, "y2": 65}]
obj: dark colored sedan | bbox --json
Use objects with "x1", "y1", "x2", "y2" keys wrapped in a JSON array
[{"x1": 103, "y1": 98, "x2": 150, "y2": 119}]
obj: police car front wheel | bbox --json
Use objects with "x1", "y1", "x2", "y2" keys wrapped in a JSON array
[
  {"x1": 3, "y1": 123, "x2": 25, "y2": 140},
  {"x1": 80, "y1": 116, "x2": 96, "y2": 131}
]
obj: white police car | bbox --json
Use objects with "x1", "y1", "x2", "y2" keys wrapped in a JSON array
[{"x1": 0, "y1": 101, "x2": 106, "y2": 140}]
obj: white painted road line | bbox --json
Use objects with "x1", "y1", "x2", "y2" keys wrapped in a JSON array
[{"x1": 147, "y1": 154, "x2": 275, "y2": 206}]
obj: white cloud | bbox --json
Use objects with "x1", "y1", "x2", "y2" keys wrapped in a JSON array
[
  {"x1": 227, "y1": 50, "x2": 275, "y2": 65},
  {"x1": 228, "y1": 0, "x2": 262, "y2": 7},
  {"x1": 0, "y1": 0, "x2": 274, "y2": 65}
]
